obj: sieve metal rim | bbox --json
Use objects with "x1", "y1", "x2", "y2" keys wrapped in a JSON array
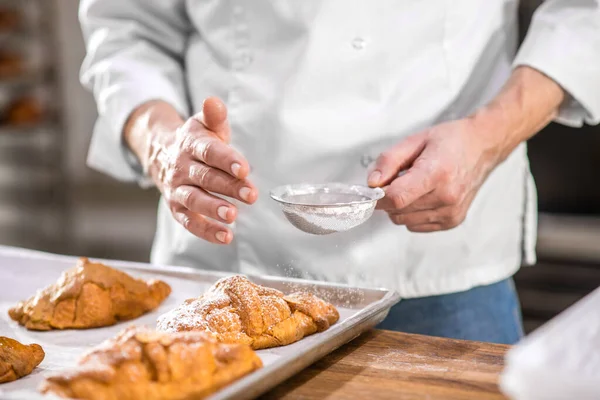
[{"x1": 269, "y1": 183, "x2": 385, "y2": 207}]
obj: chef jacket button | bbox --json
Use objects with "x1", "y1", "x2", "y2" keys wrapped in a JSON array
[
  {"x1": 241, "y1": 54, "x2": 253, "y2": 67},
  {"x1": 360, "y1": 154, "x2": 374, "y2": 168},
  {"x1": 236, "y1": 37, "x2": 249, "y2": 47},
  {"x1": 229, "y1": 91, "x2": 238, "y2": 104},
  {"x1": 352, "y1": 37, "x2": 366, "y2": 50}
]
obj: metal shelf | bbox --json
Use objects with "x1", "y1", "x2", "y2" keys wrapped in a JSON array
[
  {"x1": 537, "y1": 213, "x2": 600, "y2": 263},
  {"x1": 0, "y1": 68, "x2": 50, "y2": 89},
  {"x1": 0, "y1": 0, "x2": 69, "y2": 253},
  {"x1": 0, "y1": 122, "x2": 59, "y2": 136}
]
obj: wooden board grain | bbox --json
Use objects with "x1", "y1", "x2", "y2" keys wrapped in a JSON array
[{"x1": 262, "y1": 330, "x2": 509, "y2": 400}]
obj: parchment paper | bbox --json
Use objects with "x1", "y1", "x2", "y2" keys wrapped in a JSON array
[
  {"x1": 0, "y1": 246, "x2": 364, "y2": 399},
  {"x1": 499, "y1": 286, "x2": 600, "y2": 400}
]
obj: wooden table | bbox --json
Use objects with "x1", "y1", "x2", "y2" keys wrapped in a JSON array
[{"x1": 263, "y1": 330, "x2": 510, "y2": 400}]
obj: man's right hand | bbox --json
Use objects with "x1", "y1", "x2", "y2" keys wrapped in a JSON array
[{"x1": 124, "y1": 97, "x2": 257, "y2": 244}]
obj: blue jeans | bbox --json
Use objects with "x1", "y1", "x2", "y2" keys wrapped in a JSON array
[{"x1": 377, "y1": 278, "x2": 524, "y2": 344}]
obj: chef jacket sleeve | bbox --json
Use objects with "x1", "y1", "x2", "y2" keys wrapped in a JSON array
[
  {"x1": 79, "y1": 0, "x2": 191, "y2": 186},
  {"x1": 513, "y1": 0, "x2": 600, "y2": 127}
]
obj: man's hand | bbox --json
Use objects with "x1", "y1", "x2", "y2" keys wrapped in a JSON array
[
  {"x1": 124, "y1": 97, "x2": 257, "y2": 244},
  {"x1": 369, "y1": 118, "x2": 499, "y2": 232},
  {"x1": 369, "y1": 66, "x2": 565, "y2": 232}
]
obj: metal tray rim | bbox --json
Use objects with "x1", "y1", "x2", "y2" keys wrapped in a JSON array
[{"x1": 0, "y1": 244, "x2": 395, "y2": 294}]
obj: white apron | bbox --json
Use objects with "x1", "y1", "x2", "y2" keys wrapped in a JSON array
[{"x1": 81, "y1": 0, "x2": 600, "y2": 297}]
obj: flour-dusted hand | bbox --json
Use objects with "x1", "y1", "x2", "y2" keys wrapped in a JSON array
[
  {"x1": 368, "y1": 67, "x2": 566, "y2": 233},
  {"x1": 125, "y1": 97, "x2": 258, "y2": 244}
]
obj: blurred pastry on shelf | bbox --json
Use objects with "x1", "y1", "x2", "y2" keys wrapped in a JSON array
[
  {"x1": 0, "y1": 8, "x2": 21, "y2": 32},
  {"x1": 0, "y1": 52, "x2": 24, "y2": 79},
  {"x1": 4, "y1": 95, "x2": 44, "y2": 126},
  {"x1": 0, "y1": 336, "x2": 45, "y2": 383}
]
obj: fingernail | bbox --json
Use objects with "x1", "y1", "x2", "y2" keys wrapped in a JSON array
[
  {"x1": 215, "y1": 231, "x2": 227, "y2": 243},
  {"x1": 239, "y1": 187, "x2": 252, "y2": 202},
  {"x1": 368, "y1": 171, "x2": 381, "y2": 186},
  {"x1": 231, "y1": 163, "x2": 241, "y2": 178},
  {"x1": 217, "y1": 206, "x2": 229, "y2": 221}
]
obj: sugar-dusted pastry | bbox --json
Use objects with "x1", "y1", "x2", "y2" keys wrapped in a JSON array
[
  {"x1": 40, "y1": 326, "x2": 262, "y2": 400},
  {"x1": 0, "y1": 336, "x2": 45, "y2": 383},
  {"x1": 9, "y1": 257, "x2": 171, "y2": 331},
  {"x1": 157, "y1": 275, "x2": 339, "y2": 349}
]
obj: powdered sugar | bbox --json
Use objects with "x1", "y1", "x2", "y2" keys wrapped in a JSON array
[
  {"x1": 281, "y1": 201, "x2": 375, "y2": 235},
  {"x1": 156, "y1": 275, "x2": 339, "y2": 347},
  {"x1": 270, "y1": 183, "x2": 385, "y2": 235}
]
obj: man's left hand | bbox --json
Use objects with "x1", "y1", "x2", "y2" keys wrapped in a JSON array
[
  {"x1": 368, "y1": 67, "x2": 565, "y2": 233},
  {"x1": 369, "y1": 117, "x2": 504, "y2": 233}
]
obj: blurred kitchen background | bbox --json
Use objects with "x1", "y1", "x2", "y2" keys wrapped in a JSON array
[{"x1": 0, "y1": 0, "x2": 598, "y2": 334}]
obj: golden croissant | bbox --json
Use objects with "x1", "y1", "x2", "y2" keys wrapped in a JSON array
[
  {"x1": 9, "y1": 257, "x2": 171, "y2": 330},
  {"x1": 40, "y1": 326, "x2": 262, "y2": 400},
  {"x1": 0, "y1": 336, "x2": 45, "y2": 383}
]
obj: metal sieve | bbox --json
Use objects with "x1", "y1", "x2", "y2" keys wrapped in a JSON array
[{"x1": 270, "y1": 183, "x2": 385, "y2": 235}]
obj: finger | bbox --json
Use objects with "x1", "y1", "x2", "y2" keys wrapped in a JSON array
[
  {"x1": 190, "y1": 134, "x2": 251, "y2": 179},
  {"x1": 194, "y1": 96, "x2": 230, "y2": 143},
  {"x1": 389, "y1": 210, "x2": 442, "y2": 226},
  {"x1": 375, "y1": 166, "x2": 436, "y2": 210},
  {"x1": 172, "y1": 185, "x2": 237, "y2": 223},
  {"x1": 172, "y1": 206, "x2": 233, "y2": 244},
  {"x1": 382, "y1": 191, "x2": 443, "y2": 213},
  {"x1": 368, "y1": 134, "x2": 426, "y2": 187},
  {"x1": 406, "y1": 223, "x2": 443, "y2": 233},
  {"x1": 189, "y1": 163, "x2": 258, "y2": 204},
  {"x1": 390, "y1": 204, "x2": 466, "y2": 227}
]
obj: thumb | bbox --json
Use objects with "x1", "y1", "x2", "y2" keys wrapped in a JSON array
[
  {"x1": 199, "y1": 96, "x2": 230, "y2": 142},
  {"x1": 368, "y1": 134, "x2": 426, "y2": 187}
]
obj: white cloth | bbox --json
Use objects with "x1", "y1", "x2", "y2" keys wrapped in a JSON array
[{"x1": 79, "y1": 0, "x2": 600, "y2": 298}]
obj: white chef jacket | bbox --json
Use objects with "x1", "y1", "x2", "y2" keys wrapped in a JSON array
[{"x1": 79, "y1": 0, "x2": 600, "y2": 298}]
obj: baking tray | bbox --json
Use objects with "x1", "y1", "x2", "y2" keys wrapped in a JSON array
[{"x1": 0, "y1": 246, "x2": 401, "y2": 400}]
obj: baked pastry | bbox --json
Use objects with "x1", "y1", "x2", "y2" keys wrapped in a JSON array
[
  {"x1": 40, "y1": 326, "x2": 262, "y2": 400},
  {"x1": 9, "y1": 257, "x2": 171, "y2": 331},
  {"x1": 0, "y1": 52, "x2": 24, "y2": 78},
  {"x1": 5, "y1": 96, "x2": 44, "y2": 125},
  {"x1": 0, "y1": 9, "x2": 21, "y2": 32},
  {"x1": 157, "y1": 275, "x2": 339, "y2": 349},
  {"x1": 0, "y1": 336, "x2": 45, "y2": 383}
]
